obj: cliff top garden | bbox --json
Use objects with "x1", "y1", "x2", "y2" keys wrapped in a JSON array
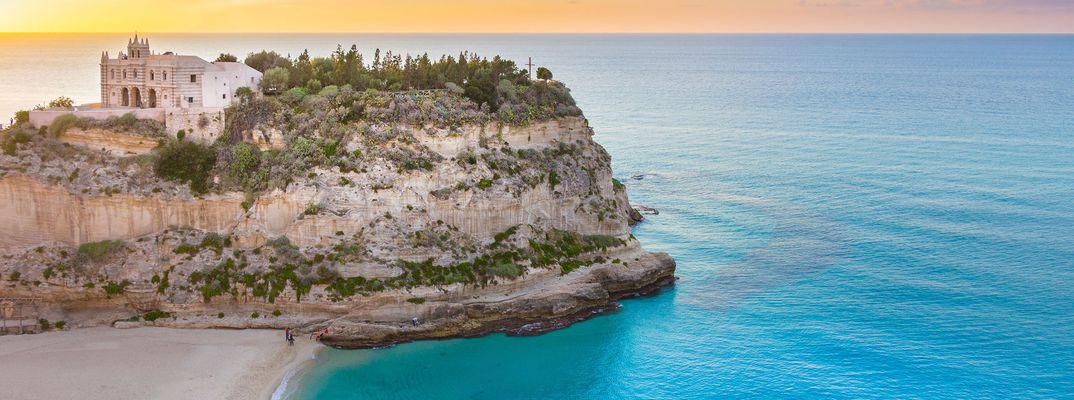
[{"x1": 234, "y1": 46, "x2": 580, "y2": 125}]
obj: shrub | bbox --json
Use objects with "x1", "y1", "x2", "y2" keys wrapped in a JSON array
[
  {"x1": 488, "y1": 262, "x2": 522, "y2": 279},
  {"x1": 235, "y1": 86, "x2": 254, "y2": 103},
  {"x1": 14, "y1": 110, "x2": 29, "y2": 125},
  {"x1": 612, "y1": 178, "x2": 625, "y2": 191},
  {"x1": 174, "y1": 242, "x2": 199, "y2": 255},
  {"x1": 47, "y1": 96, "x2": 75, "y2": 109},
  {"x1": 8, "y1": 271, "x2": 19, "y2": 281},
  {"x1": 76, "y1": 240, "x2": 126, "y2": 265},
  {"x1": 103, "y1": 280, "x2": 131, "y2": 296},
  {"x1": 55, "y1": 321, "x2": 66, "y2": 330},
  {"x1": 154, "y1": 139, "x2": 216, "y2": 194},
  {"x1": 200, "y1": 232, "x2": 226, "y2": 255},
  {"x1": 48, "y1": 114, "x2": 79, "y2": 138},
  {"x1": 272, "y1": 309, "x2": 282, "y2": 317},
  {"x1": 477, "y1": 178, "x2": 493, "y2": 190},
  {"x1": 217, "y1": 312, "x2": 225, "y2": 318},
  {"x1": 406, "y1": 297, "x2": 426, "y2": 304},
  {"x1": 176, "y1": 129, "x2": 186, "y2": 141},
  {"x1": 536, "y1": 67, "x2": 553, "y2": 80},
  {"x1": 250, "y1": 312, "x2": 260, "y2": 319},
  {"x1": 39, "y1": 319, "x2": 51, "y2": 331},
  {"x1": 143, "y1": 310, "x2": 172, "y2": 322}
]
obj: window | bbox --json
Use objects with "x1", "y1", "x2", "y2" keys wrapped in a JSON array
[
  {"x1": 133, "y1": 70, "x2": 137, "y2": 79},
  {"x1": 222, "y1": 94, "x2": 227, "y2": 99},
  {"x1": 123, "y1": 70, "x2": 127, "y2": 79},
  {"x1": 187, "y1": 97, "x2": 194, "y2": 103},
  {"x1": 110, "y1": 70, "x2": 115, "y2": 79},
  {"x1": 150, "y1": 71, "x2": 155, "y2": 80},
  {"x1": 163, "y1": 72, "x2": 168, "y2": 80},
  {"x1": 190, "y1": 74, "x2": 197, "y2": 83}
]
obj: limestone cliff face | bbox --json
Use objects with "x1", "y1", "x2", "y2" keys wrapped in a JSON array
[
  {"x1": 0, "y1": 116, "x2": 673, "y2": 344},
  {"x1": 1, "y1": 118, "x2": 628, "y2": 251}
]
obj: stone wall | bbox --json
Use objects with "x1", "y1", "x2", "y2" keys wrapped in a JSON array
[
  {"x1": 163, "y1": 107, "x2": 225, "y2": 141},
  {"x1": 28, "y1": 109, "x2": 164, "y2": 128}
]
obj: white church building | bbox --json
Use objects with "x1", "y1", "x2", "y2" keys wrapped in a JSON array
[{"x1": 100, "y1": 35, "x2": 261, "y2": 109}]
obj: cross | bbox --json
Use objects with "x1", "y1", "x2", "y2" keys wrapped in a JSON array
[{"x1": 525, "y1": 57, "x2": 535, "y2": 80}]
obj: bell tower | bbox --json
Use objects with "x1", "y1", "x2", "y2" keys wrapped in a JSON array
[{"x1": 127, "y1": 34, "x2": 150, "y2": 59}]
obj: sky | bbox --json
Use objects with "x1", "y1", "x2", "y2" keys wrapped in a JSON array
[{"x1": 0, "y1": 0, "x2": 1072, "y2": 33}]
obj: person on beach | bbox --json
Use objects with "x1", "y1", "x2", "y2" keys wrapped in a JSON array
[
  {"x1": 284, "y1": 327, "x2": 291, "y2": 342},
  {"x1": 411, "y1": 316, "x2": 419, "y2": 326}
]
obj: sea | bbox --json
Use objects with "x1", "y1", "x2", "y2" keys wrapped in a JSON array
[{"x1": 2, "y1": 33, "x2": 1073, "y2": 399}]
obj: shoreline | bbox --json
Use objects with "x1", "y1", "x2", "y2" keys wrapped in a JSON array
[{"x1": 0, "y1": 327, "x2": 320, "y2": 400}]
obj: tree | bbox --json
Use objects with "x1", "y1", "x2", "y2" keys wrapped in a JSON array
[
  {"x1": 261, "y1": 67, "x2": 290, "y2": 95},
  {"x1": 14, "y1": 110, "x2": 29, "y2": 125},
  {"x1": 215, "y1": 53, "x2": 238, "y2": 63},
  {"x1": 47, "y1": 96, "x2": 74, "y2": 109},
  {"x1": 244, "y1": 50, "x2": 292, "y2": 73},
  {"x1": 235, "y1": 86, "x2": 254, "y2": 103},
  {"x1": 536, "y1": 67, "x2": 553, "y2": 81}
]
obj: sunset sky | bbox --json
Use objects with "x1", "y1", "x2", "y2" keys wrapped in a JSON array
[{"x1": 1, "y1": 0, "x2": 1072, "y2": 33}]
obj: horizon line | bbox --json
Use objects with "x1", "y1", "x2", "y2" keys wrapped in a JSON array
[{"x1": 2, "y1": 31, "x2": 1073, "y2": 35}]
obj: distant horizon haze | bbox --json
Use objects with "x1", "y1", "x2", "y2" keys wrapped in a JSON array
[{"x1": 1, "y1": 0, "x2": 1072, "y2": 34}]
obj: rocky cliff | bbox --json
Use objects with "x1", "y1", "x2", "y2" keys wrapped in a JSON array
[{"x1": 0, "y1": 94, "x2": 674, "y2": 346}]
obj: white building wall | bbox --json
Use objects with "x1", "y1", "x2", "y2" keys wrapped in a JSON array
[{"x1": 202, "y1": 63, "x2": 261, "y2": 108}]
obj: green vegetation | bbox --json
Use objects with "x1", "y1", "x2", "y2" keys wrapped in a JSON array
[
  {"x1": 217, "y1": 312, "x2": 225, "y2": 319},
  {"x1": 48, "y1": 114, "x2": 79, "y2": 137},
  {"x1": 143, "y1": 310, "x2": 172, "y2": 322},
  {"x1": 536, "y1": 67, "x2": 553, "y2": 80},
  {"x1": 55, "y1": 321, "x2": 66, "y2": 330},
  {"x1": 234, "y1": 45, "x2": 579, "y2": 118},
  {"x1": 406, "y1": 297, "x2": 426, "y2": 304},
  {"x1": 45, "y1": 96, "x2": 75, "y2": 108},
  {"x1": 103, "y1": 280, "x2": 131, "y2": 297},
  {"x1": 75, "y1": 240, "x2": 126, "y2": 265},
  {"x1": 214, "y1": 53, "x2": 239, "y2": 63},
  {"x1": 250, "y1": 312, "x2": 260, "y2": 318},
  {"x1": 38, "y1": 319, "x2": 51, "y2": 331},
  {"x1": 272, "y1": 309, "x2": 282, "y2": 317},
  {"x1": 154, "y1": 139, "x2": 216, "y2": 194},
  {"x1": 612, "y1": 178, "x2": 625, "y2": 191},
  {"x1": 14, "y1": 110, "x2": 29, "y2": 125}
]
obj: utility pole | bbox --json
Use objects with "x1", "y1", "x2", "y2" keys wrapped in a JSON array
[{"x1": 526, "y1": 57, "x2": 535, "y2": 79}]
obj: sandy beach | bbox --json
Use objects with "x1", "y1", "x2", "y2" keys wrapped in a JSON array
[{"x1": 0, "y1": 327, "x2": 319, "y2": 400}]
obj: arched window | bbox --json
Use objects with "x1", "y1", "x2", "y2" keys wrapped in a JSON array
[
  {"x1": 163, "y1": 71, "x2": 168, "y2": 81},
  {"x1": 150, "y1": 71, "x2": 155, "y2": 81},
  {"x1": 123, "y1": 70, "x2": 127, "y2": 79},
  {"x1": 110, "y1": 69, "x2": 115, "y2": 79}
]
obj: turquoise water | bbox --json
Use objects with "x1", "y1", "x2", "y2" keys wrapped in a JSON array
[
  {"x1": 278, "y1": 35, "x2": 1074, "y2": 399},
  {"x1": 1, "y1": 34, "x2": 1073, "y2": 398}
]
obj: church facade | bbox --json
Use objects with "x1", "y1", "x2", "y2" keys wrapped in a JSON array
[{"x1": 100, "y1": 36, "x2": 262, "y2": 109}]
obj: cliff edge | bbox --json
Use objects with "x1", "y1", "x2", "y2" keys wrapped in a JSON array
[{"x1": 0, "y1": 83, "x2": 674, "y2": 346}]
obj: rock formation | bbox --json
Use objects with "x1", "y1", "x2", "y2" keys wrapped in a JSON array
[{"x1": 0, "y1": 89, "x2": 675, "y2": 346}]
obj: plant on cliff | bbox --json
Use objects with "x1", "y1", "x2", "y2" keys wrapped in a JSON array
[
  {"x1": 261, "y1": 67, "x2": 290, "y2": 95},
  {"x1": 103, "y1": 280, "x2": 131, "y2": 297},
  {"x1": 14, "y1": 110, "x2": 29, "y2": 125},
  {"x1": 154, "y1": 139, "x2": 217, "y2": 194},
  {"x1": 48, "y1": 114, "x2": 79, "y2": 138},
  {"x1": 75, "y1": 240, "x2": 127, "y2": 265},
  {"x1": 536, "y1": 67, "x2": 553, "y2": 80}
]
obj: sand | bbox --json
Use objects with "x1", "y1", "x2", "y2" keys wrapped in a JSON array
[{"x1": 0, "y1": 327, "x2": 320, "y2": 400}]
